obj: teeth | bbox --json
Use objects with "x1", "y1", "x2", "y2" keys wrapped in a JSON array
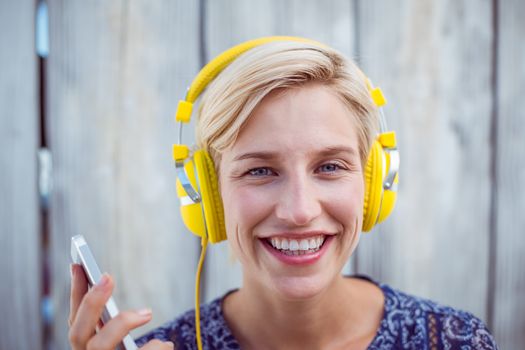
[
  {"x1": 299, "y1": 240, "x2": 309, "y2": 250},
  {"x1": 271, "y1": 238, "x2": 281, "y2": 249},
  {"x1": 268, "y1": 236, "x2": 326, "y2": 252}
]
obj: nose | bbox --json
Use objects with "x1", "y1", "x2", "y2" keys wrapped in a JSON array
[{"x1": 275, "y1": 173, "x2": 322, "y2": 226}]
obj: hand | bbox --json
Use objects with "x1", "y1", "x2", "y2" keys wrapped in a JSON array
[{"x1": 69, "y1": 264, "x2": 174, "y2": 350}]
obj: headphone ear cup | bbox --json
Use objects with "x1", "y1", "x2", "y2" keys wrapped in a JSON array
[
  {"x1": 362, "y1": 141, "x2": 384, "y2": 232},
  {"x1": 193, "y1": 150, "x2": 227, "y2": 243}
]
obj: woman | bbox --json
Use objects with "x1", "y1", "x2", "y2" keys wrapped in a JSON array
[{"x1": 69, "y1": 38, "x2": 498, "y2": 349}]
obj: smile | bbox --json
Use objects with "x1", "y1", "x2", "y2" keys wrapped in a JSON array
[{"x1": 267, "y1": 236, "x2": 326, "y2": 255}]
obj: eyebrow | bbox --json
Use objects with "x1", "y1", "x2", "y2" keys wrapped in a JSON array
[{"x1": 232, "y1": 145, "x2": 359, "y2": 162}]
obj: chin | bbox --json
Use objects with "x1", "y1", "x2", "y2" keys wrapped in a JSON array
[{"x1": 270, "y1": 273, "x2": 334, "y2": 301}]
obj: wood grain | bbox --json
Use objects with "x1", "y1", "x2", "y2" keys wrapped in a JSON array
[
  {"x1": 492, "y1": 0, "x2": 525, "y2": 347},
  {"x1": 0, "y1": 1, "x2": 41, "y2": 349},
  {"x1": 47, "y1": 1, "x2": 200, "y2": 348},
  {"x1": 354, "y1": 0, "x2": 493, "y2": 321}
]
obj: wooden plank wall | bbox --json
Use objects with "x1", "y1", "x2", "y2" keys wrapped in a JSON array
[
  {"x1": 0, "y1": 1, "x2": 42, "y2": 350},
  {"x1": 355, "y1": 0, "x2": 493, "y2": 319},
  {"x1": 493, "y1": 0, "x2": 525, "y2": 348},
  {"x1": 47, "y1": 1, "x2": 200, "y2": 349},
  {"x1": 1, "y1": 0, "x2": 523, "y2": 349}
]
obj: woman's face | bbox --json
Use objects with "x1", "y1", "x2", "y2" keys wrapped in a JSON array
[{"x1": 219, "y1": 83, "x2": 364, "y2": 300}]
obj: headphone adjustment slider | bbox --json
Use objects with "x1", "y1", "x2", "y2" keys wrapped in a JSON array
[
  {"x1": 176, "y1": 100, "x2": 193, "y2": 123},
  {"x1": 173, "y1": 144, "x2": 190, "y2": 161},
  {"x1": 370, "y1": 87, "x2": 387, "y2": 107},
  {"x1": 378, "y1": 131, "x2": 397, "y2": 149}
]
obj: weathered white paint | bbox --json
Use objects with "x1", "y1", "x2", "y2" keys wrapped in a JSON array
[
  {"x1": 47, "y1": 1, "x2": 200, "y2": 348},
  {"x1": 493, "y1": 0, "x2": 525, "y2": 348},
  {"x1": 0, "y1": 1, "x2": 41, "y2": 349},
  {"x1": 356, "y1": 0, "x2": 493, "y2": 322}
]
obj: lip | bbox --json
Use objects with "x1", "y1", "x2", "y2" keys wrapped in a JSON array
[
  {"x1": 260, "y1": 231, "x2": 337, "y2": 239},
  {"x1": 260, "y1": 235, "x2": 334, "y2": 266}
]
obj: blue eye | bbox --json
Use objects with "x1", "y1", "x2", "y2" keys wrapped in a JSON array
[
  {"x1": 318, "y1": 163, "x2": 341, "y2": 173},
  {"x1": 248, "y1": 167, "x2": 275, "y2": 177}
]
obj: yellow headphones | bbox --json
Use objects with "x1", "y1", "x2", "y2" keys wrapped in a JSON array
[
  {"x1": 171, "y1": 36, "x2": 399, "y2": 350},
  {"x1": 173, "y1": 36, "x2": 399, "y2": 240}
]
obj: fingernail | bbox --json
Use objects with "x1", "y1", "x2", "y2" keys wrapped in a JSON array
[
  {"x1": 136, "y1": 308, "x2": 152, "y2": 317},
  {"x1": 96, "y1": 274, "x2": 110, "y2": 291}
]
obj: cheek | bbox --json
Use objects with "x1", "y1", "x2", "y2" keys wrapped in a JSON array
[
  {"x1": 323, "y1": 178, "x2": 364, "y2": 237},
  {"x1": 221, "y1": 185, "x2": 275, "y2": 238},
  {"x1": 327, "y1": 178, "x2": 364, "y2": 214}
]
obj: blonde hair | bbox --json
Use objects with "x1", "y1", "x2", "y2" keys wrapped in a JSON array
[{"x1": 196, "y1": 41, "x2": 379, "y2": 169}]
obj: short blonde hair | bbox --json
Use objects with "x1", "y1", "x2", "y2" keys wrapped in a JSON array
[{"x1": 196, "y1": 41, "x2": 379, "y2": 169}]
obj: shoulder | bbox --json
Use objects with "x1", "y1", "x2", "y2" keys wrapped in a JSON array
[
  {"x1": 135, "y1": 293, "x2": 239, "y2": 350},
  {"x1": 370, "y1": 282, "x2": 498, "y2": 349}
]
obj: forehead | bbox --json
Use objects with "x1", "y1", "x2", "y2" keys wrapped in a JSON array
[{"x1": 227, "y1": 84, "x2": 359, "y2": 158}]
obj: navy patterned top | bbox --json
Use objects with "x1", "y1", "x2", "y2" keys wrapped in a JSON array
[{"x1": 135, "y1": 276, "x2": 498, "y2": 349}]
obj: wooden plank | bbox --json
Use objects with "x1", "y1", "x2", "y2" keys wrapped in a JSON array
[
  {"x1": 0, "y1": 1, "x2": 41, "y2": 350},
  {"x1": 206, "y1": 0, "x2": 355, "y2": 58},
  {"x1": 203, "y1": 0, "x2": 355, "y2": 303},
  {"x1": 355, "y1": 0, "x2": 493, "y2": 322},
  {"x1": 47, "y1": 1, "x2": 200, "y2": 348},
  {"x1": 492, "y1": 0, "x2": 525, "y2": 347}
]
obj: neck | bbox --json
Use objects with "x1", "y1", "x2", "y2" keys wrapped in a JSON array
[{"x1": 224, "y1": 275, "x2": 374, "y2": 349}]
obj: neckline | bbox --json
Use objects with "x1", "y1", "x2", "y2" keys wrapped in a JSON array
[{"x1": 214, "y1": 275, "x2": 390, "y2": 349}]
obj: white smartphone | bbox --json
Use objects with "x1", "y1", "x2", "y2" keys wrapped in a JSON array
[{"x1": 71, "y1": 234, "x2": 138, "y2": 350}]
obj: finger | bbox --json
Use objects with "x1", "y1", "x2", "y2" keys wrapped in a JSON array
[
  {"x1": 141, "y1": 339, "x2": 175, "y2": 349},
  {"x1": 87, "y1": 309, "x2": 153, "y2": 350},
  {"x1": 69, "y1": 263, "x2": 89, "y2": 327},
  {"x1": 69, "y1": 274, "x2": 113, "y2": 349}
]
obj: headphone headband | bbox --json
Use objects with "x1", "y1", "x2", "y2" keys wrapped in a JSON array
[
  {"x1": 188, "y1": 36, "x2": 317, "y2": 103},
  {"x1": 175, "y1": 36, "x2": 359, "y2": 124}
]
